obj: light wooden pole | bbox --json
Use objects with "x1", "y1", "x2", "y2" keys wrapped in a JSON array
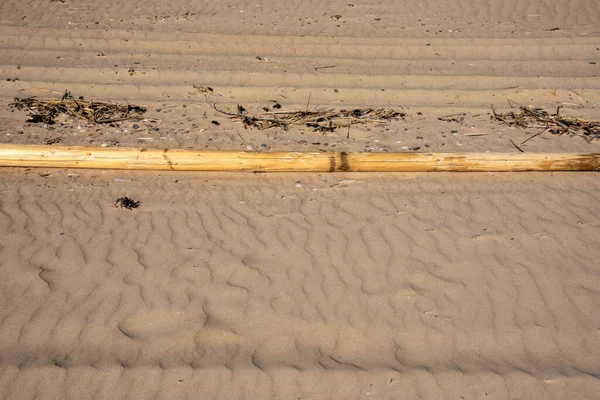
[{"x1": 0, "y1": 144, "x2": 598, "y2": 172}]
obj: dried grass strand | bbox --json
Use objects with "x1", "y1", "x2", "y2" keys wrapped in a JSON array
[
  {"x1": 210, "y1": 103, "x2": 404, "y2": 132},
  {"x1": 10, "y1": 91, "x2": 146, "y2": 125},
  {"x1": 492, "y1": 103, "x2": 599, "y2": 142}
]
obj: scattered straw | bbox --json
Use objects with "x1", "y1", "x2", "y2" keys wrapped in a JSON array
[
  {"x1": 210, "y1": 103, "x2": 404, "y2": 132},
  {"x1": 10, "y1": 90, "x2": 146, "y2": 125},
  {"x1": 492, "y1": 103, "x2": 599, "y2": 142},
  {"x1": 438, "y1": 113, "x2": 466, "y2": 123}
]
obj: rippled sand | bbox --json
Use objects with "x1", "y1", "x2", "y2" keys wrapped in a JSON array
[{"x1": 1, "y1": 0, "x2": 599, "y2": 398}]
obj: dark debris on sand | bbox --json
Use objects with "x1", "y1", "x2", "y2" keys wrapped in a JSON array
[
  {"x1": 114, "y1": 197, "x2": 141, "y2": 210},
  {"x1": 492, "y1": 103, "x2": 600, "y2": 142},
  {"x1": 10, "y1": 90, "x2": 146, "y2": 125},
  {"x1": 210, "y1": 102, "x2": 404, "y2": 133}
]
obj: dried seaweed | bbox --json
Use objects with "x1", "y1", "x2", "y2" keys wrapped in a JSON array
[
  {"x1": 438, "y1": 113, "x2": 466, "y2": 123},
  {"x1": 210, "y1": 102, "x2": 404, "y2": 132},
  {"x1": 114, "y1": 197, "x2": 141, "y2": 210},
  {"x1": 10, "y1": 90, "x2": 146, "y2": 125},
  {"x1": 492, "y1": 103, "x2": 599, "y2": 142}
]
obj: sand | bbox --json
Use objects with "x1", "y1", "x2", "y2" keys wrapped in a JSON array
[{"x1": 0, "y1": 0, "x2": 599, "y2": 398}]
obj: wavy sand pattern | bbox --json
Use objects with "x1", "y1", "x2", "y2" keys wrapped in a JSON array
[
  {"x1": 0, "y1": 171, "x2": 599, "y2": 398},
  {"x1": 1, "y1": 0, "x2": 600, "y2": 398},
  {"x1": 1, "y1": 0, "x2": 600, "y2": 154}
]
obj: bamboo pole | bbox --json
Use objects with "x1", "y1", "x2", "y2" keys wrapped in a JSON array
[{"x1": 0, "y1": 144, "x2": 598, "y2": 172}]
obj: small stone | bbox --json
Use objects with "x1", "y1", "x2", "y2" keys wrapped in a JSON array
[
  {"x1": 295, "y1": 181, "x2": 302, "y2": 188},
  {"x1": 132, "y1": 124, "x2": 139, "y2": 129},
  {"x1": 333, "y1": 88, "x2": 339, "y2": 93}
]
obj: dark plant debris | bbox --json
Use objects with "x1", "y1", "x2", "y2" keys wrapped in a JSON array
[
  {"x1": 115, "y1": 197, "x2": 141, "y2": 210},
  {"x1": 10, "y1": 90, "x2": 146, "y2": 125},
  {"x1": 210, "y1": 102, "x2": 404, "y2": 132},
  {"x1": 438, "y1": 113, "x2": 466, "y2": 123},
  {"x1": 192, "y1": 84, "x2": 213, "y2": 93},
  {"x1": 492, "y1": 102, "x2": 600, "y2": 142}
]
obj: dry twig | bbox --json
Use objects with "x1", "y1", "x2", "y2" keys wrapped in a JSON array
[
  {"x1": 438, "y1": 113, "x2": 466, "y2": 123},
  {"x1": 492, "y1": 103, "x2": 599, "y2": 142},
  {"x1": 10, "y1": 90, "x2": 146, "y2": 125},
  {"x1": 210, "y1": 102, "x2": 404, "y2": 132}
]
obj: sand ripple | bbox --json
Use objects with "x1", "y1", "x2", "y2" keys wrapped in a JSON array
[{"x1": 0, "y1": 171, "x2": 599, "y2": 398}]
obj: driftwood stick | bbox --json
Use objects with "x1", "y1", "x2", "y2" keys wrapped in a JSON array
[{"x1": 0, "y1": 144, "x2": 598, "y2": 172}]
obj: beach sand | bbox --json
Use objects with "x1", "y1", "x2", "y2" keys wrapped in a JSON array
[{"x1": 0, "y1": 0, "x2": 599, "y2": 398}]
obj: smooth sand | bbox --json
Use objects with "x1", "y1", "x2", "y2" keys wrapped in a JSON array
[{"x1": 0, "y1": 0, "x2": 599, "y2": 398}]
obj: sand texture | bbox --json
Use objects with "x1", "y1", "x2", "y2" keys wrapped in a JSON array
[
  {"x1": 0, "y1": 171, "x2": 599, "y2": 399},
  {"x1": 1, "y1": 0, "x2": 600, "y2": 153},
  {"x1": 0, "y1": 0, "x2": 600, "y2": 398}
]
